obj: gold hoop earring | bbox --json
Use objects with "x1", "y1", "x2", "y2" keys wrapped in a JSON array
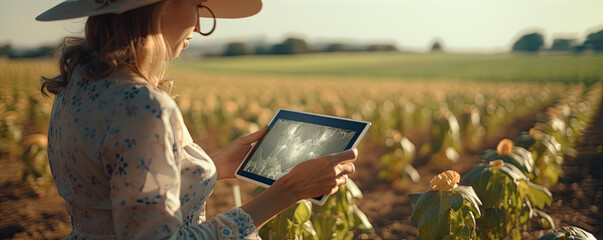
[{"x1": 198, "y1": 5, "x2": 216, "y2": 36}]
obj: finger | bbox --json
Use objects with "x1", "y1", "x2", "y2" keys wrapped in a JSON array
[
  {"x1": 235, "y1": 125, "x2": 268, "y2": 144},
  {"x1": 335, "y1": 163, "x2": 355, "y2": 177},
  {"x1": 329, "y1": 185, "x2": 340, "y2": 195},
  {"x1": 335, "y1": 175, "x2": 348, "y2": 186},
  {"x1": 326, "y1": 148, "x2": 358, "y2": 164}
]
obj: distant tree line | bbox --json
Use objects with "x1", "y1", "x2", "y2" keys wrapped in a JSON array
[
  {"x1": 219, "y1": 37, "x2": 399, "y2": 57},
  {"x1": 0, "y1": 44, "x2": 57, "y2": 58},
  {"x1": 512, "y1": 29, "x2": 603, "y2": 53}
]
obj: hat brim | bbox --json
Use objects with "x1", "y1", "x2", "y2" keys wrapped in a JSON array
[
  {"x1": 36, "y1": 0, "x2": 262, "y2": 21},
  {"x1": 201, "y1": 0, "x2": 262, "y2": 19}
]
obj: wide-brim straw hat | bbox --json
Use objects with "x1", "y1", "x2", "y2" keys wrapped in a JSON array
[{"x1": 36, "y1": 0, "x2": 262, "y2": 21}]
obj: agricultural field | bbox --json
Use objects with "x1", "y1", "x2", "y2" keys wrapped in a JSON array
[{"x1": 0, "y1": 53, "x2": 602, "y2": 239}]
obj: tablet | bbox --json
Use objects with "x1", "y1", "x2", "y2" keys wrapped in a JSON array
[{"x1": 235, "y1": 109, "x2": 371, "y2": 205}]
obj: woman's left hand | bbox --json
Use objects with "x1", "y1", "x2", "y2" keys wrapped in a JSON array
[{"x1": 212, "y1": 125, "x2": 268, "y2": 180}]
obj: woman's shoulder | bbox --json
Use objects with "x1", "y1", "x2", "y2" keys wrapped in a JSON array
[
  {"x1": 114, "y1": 80, "x2": 175, "y2": 107},
  {"x1": 82, "y1": 73, "x2": 177, "y2": 110}
]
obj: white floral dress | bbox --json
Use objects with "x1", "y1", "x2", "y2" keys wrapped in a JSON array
[{"x1": 47, "y1": 70, "x2": 259, "y2": 239}]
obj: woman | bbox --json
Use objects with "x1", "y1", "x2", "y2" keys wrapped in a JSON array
[{"x1": 37, "y1": 0, "x2": 357, "y2": 239}]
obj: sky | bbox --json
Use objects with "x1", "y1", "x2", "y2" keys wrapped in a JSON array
[{"x1": 1, "y1": 0, "x2": 603, "y2": 53}]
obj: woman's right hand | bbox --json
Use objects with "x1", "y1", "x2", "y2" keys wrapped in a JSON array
[
  {"x1": 273, "y1": 148, "x2": 358, "y2": 202},
  {"x1": 241, "y1": 148, "x2": 358, "y2": 228}
]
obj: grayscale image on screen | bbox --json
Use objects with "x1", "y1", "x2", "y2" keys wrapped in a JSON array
[{"x1": 243, "y1": 119, "x2": 357, "y2": 180}]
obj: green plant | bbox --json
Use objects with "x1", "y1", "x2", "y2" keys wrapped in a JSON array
[
  {"x1": 538, "y1": 226, "x2": 597, "y2": 240},
  {"x1": 378, "y1": 130, "x2": 419, "y2": 187},
  {"x1": 514, "y1": 129, "x2": 563, "y2": 187},
  {"x1": 460, "y1": 104, "x2": 486, "y2": 152},
  {"x1": 260, "y1": 199, "x2": 317, "y2": 240},
  {"x1": 461, "y1": 160, "x2": 553, "y2": 239},
  {"x1": 409, "y1": 170, "x2": 482, "y2": 240},
  {"x1": 0, "y1": 110, "x2": 22, "y2": 158},
  {"x1": 21, "y1": 134, "x2": 53, "y2": 192},
  {"x1": 257, "y1": 180, "x2": 373, "y2": 240},
  {"x1": 429, "y1": 108, "x2": 462, "y2": 167},
  {"x1": 311, "y1": 180, "x2": 374, "y2": 240}
]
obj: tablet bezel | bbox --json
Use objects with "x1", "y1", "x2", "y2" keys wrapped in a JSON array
[{"x1": 234, "y1": 109, "x2": 371, "y2": 205}]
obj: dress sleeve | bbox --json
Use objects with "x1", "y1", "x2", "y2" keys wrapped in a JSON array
[{"x1": 101, "y1": 85, "x2": 259, "y2": 240}]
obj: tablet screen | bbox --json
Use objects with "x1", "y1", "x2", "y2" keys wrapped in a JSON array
[{"x1": 242, "y1": 118, "x2": 357, "y2": 180}]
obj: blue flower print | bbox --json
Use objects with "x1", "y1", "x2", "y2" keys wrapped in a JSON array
[
  {"x1": 125, "y1": 105, "x2": 138, "y2": 117},
  {"x1": 139, "y1": 158, "x2": 151, "y2": 171},
  {"x1": 87, "y1": 175, "x2": 98, "y2": 185},
  {"x1": 136, "y1": 195, "x2": 161, "y2": 205},
  {"x1": 84, "y1": 127, "x2": 96, "y2": 139},
  {"x1": 123, "y1": 86, "x2": 141, "y2": 100},
  {"x1": 76, "y1": 78, "x2": 90, "y2": 91},
  {"x1": 105, "y1": 164, "x2": 114, "y2": 175},
  {"x1": 102, "y1": 80, "x2": 112, "y2": 88},
  {"x1": 145, "y1": 104, "x2": 164, "y2": 119},
  {"x1": 87, "y1": 84, "x2": 100, "y2": 101},
  {"x1": 181, "y1": 193, "x2": 191, "y2": 203},
  {"x1": 113, "y1": 153, "x2": 128, "y2": 176},
  {"x1": 124, "y1": 138, "x2": 136, "y2": 148}
]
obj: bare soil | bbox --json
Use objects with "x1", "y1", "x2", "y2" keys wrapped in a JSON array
[{"x1": 1, "y1": 105, "x2": 601, "y2": 240}]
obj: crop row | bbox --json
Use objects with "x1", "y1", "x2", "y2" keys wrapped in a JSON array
[{"x1": 409, "y1": 81, "x2": 601, "y2": 240}]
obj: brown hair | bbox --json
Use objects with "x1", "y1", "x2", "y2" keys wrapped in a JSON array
[{"x1": 41, "y1": 1, "x2": 171, "y2": 96}]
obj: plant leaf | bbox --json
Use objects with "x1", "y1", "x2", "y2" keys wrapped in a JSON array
[
  {"x1": 477, "y1": 167, "x2": 504, "y2": 207},
  {"x1": 498, "y1": 163, "x2": 528, "y2": 182},
  {"x1": 477, "y1": 207, "x2": 506, "y2": 229},
  {"x1": 352, "y1": 204, "x2": 374, "y2": 232},
  {"x1": 293, "y1": 200, "x2": 312, "y2": 225},
  {"x1": 538, "y1": 226, "x2": 597, "y2": 240},
  {"x1": 461, "y1": 163, "x2": 487, "y2": 184},
  {"x1": 454, "y1": 185, "x2": 482, "y2": 218},
  {"x1": 302, "y1": 221, "x2": 319, "y2": 240},
  {"x1": 510, "y1": 147, "x2": 535, "y2": 173},
  {"x1": 533, "y1": 209, "x2": 555, "y2": 229},
  {"x1": 525, "y1": 181, "x2": 552, "y2": 209},
  {"x1": 480, "y1": 149, "x2": 498, "y2": 161},
  {"x1": 513, "y1": 132, "x2": 535, "y2": 149},
  {"x1": 448, "y1": 191, "x2": 463, "y2": 211},
  {"x1": 345, "y1": 179, "x2": 363, "y2": 199},
  {"x1": 537, "y1": 231, "x2": 564, "y2": 240},
  {"x1": 560, "y1": 226, "x2": 597, "y2": 240},
  {"x1": 409, "y1": 192, "x2": 423, "y2": 205},
  {"x1": 520, "y1": 200, "x2": 533, "y2": 225},
  {"x1": 410, "y1": 190, "x2": 451, "y2": 240}
]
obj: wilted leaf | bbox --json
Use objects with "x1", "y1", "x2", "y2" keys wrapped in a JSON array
[
  {"x1": 352, "y1": 204, "x2": 374, "y2": 232},
  {"x1": 497, "y1": 163, "x2": 528, "y2": 182},
  {"x1": 538, "y1": 226, "x2": 596, "y2": 240},
  {"x1": 345, "y1": 179, "x2": 363, "y2": 199},
  {"x1": 302, "y1": 221, "x2": 319, "y2": 240},
  {"x1": 454, "y1": 186, "x2": 482, "y2": 218},
  {"x1": 521, "y1": 181, "x2": 552, "y2": 209},
  {"x1": 533, "y1": 209, "x2": 555, "y2": 229},
  {"x1": 293, "y1": 200, "x2": 312, "y2": 226}
]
